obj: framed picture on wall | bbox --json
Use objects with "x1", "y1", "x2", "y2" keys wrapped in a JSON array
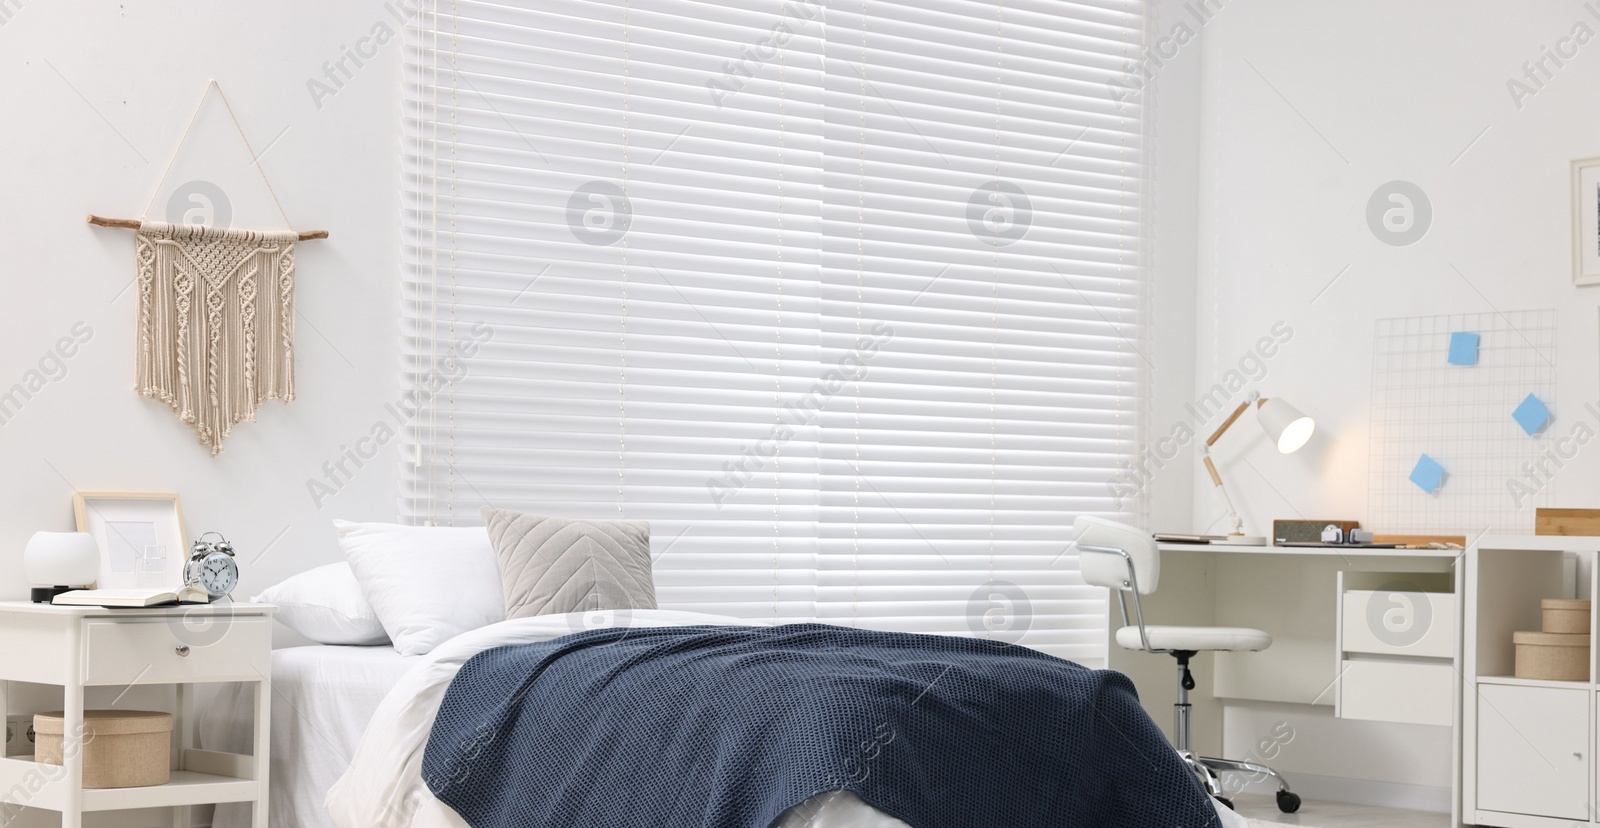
[
  {"x1": 71, "y1": 492, "x2": 188, "y2": 590},
  {"x1": 1573, "y1": 157, "x2": 1600, "y2": 286}
]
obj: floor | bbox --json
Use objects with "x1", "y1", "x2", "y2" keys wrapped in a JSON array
[{"x1": 1230, "y1": 794, "x2": 1451, "y2": 828}]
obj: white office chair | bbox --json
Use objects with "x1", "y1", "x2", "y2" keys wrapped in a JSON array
[{"x1": 1074, "y1": 515, "x2": 1302, "y2": 814}]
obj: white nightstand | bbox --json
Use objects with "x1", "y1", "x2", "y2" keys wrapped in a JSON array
[{"x1": 0, "y1": 601, "x2": 275, "y2": 828}]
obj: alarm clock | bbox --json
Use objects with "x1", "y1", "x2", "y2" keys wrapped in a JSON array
[{"x1": 185, "y1": 532, "x2": 239, "y2": 600}]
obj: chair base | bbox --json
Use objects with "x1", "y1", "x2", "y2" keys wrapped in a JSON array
[
  {"x1": 1181, "y1": 751, "x2": 1301, "y2": 813},
  {"x1": 1167, "y1": 650, "x2": 1301, "y2": 814}
]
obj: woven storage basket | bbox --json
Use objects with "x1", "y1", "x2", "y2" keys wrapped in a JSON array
[
  {"x1": 1543, "y1": 599, "x2": 1592, "y2": 634},
  {"x1": 1513, "y1": 632, "x2": 1590, "y2": 682},
  {"x1": 35, "y1": 710, "x2": 172, "y2": 789}
]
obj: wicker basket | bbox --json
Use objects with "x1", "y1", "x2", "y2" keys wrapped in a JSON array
[
  {"x1": 1513, "y1": 631, "x2": 1590, "y2": 682},
  {"x1": 1543, "y1": 599, "x2": 1592, "y2": 634},
  {"x1": 34, "y1": 710, "x2": 172, "y2": 789}
]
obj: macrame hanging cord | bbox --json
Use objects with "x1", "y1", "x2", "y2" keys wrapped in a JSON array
[
  {"x1": 131, "y1": 81, "x2": 302, "y2": 455},
  {"x1": 136, "y1": 222, "x2": 297, "y2": 455}
]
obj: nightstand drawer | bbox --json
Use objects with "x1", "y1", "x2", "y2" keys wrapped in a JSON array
[{"x1": 82, "y1": 618, "x2": 271, "y2": 685}]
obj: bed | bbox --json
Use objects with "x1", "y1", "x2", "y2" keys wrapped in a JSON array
[
  {"x1": 203, "y1": 610, "x2": 1246, "y2": 828},
  {"x1": 199, "y1": 644, "x2": 419, "y2": 828}
]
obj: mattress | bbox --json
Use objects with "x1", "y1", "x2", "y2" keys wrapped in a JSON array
[{"x1": 199, "y1": 643, "x2": 418, "y2": 828}]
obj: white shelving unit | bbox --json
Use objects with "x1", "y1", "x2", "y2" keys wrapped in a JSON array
[
  {"x1": 1463, "y1": 535, "x2": 1598, "y2": 827},
  {"x1": 0, "y1": 601, "x2": 274, "y2": 827}
]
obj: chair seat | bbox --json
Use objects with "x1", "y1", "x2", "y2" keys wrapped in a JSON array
[{"x1": 1115, "y1": 625, "x2": 1272, "y2": 652}]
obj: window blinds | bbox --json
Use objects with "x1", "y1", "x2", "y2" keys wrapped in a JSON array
[{"x1": 401, "y1": 0, "x2": 1147, "y2": 664}]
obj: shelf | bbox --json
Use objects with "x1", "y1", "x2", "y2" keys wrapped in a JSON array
[
  {"x1": 1476, "y1": 675, "x2": 1592, "y2": 690},
  {"x1": 0, "y1": 757, "x2": 258, "y2": 812},
  {"x1": 1476, "y1": 535, "x2": 1600, "y2": 553},
  {"x1": 0, "y1": 601, "x2": 276, "y2": 619},
  {"x1": 1159, "y1": 542, "x2": 1459, "y2": 558},
  {"x1": 85, "y1": 770, "x2": 258, "y2": 811}
]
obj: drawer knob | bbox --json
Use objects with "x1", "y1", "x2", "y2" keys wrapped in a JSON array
[{"x1": 175, "y1": 645, "x2": 191, "y2": 657}]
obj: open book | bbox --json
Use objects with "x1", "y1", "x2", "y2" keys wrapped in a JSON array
[
  {"x1": 52, "y1": 586, "x2": 211, "y2": 608},
  {"x1": 1152, "y1": 533, "x2": 1227, "y2": 544}
]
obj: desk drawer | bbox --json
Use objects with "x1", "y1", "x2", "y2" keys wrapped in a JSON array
[
  {"x1": 1341, "y1": 590, "x2": 1455, "y2": 658},
  {"x1": 83, "y1": 618, "x2": 271, "y2": 685},
  {"x1": 1339, "y1": 659, "x2": 1452, "y2": 726}
]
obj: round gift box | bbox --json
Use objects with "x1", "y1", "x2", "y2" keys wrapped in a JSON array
[
  {"x1": 1542, "y1": 598, "x2": 1592, "y2": 635},
  {"x1": 1513, "y1": 631, "x2": 1591, "y2": 682},
  {"x1": 34, "y1": 710, "x2": 173, "y2": 789}
]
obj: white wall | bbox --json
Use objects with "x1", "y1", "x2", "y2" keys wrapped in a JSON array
[
  {"x1": 1191, "y1": 0, "x2": 1600, "y2": 534},
  {"x1": 1177, "y1": 0, "x2": 1600, "y2": 808},
  {"x1": 0, "y1": 0, "x2": 411, "y2": 607},
  {"x1": 1147, "y1": 0, "x2": 1203, "y2": 535}
]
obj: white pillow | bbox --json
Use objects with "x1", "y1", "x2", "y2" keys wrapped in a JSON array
[
  {"x1": 335, "y1": 520, "x2": 505, "y2": 656},
  {"x1": 251, "y1": 563, "x2": 390, "y2": 646}
]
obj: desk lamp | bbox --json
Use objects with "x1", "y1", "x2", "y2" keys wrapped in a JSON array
[
  {"x1": 1202, "y1": 391, "x2": 1315, "y2": 545},
  {"x1": 24, "y1": 531, "x2": 100, "y2": 603}
]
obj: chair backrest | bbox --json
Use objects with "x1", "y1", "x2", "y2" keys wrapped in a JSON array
[{"x1": 1072, "y1": 515, "x2": 1160, "y2": 595}]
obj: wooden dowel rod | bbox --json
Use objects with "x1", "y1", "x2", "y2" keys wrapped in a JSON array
[
  {"x1": 1204, "y1": 400, "x2": 1253, "y2": 448},
  {"x1": 87, "y1": 215, "x2": 142, "y2": 229},
  {"x1": 87, "y1": 214, "x2": 329, "y2": 241}
]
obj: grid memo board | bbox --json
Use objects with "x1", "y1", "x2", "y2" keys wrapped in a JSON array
[{"x1": 1368, "y1": 309, "x2": 1557, "y2": 536}]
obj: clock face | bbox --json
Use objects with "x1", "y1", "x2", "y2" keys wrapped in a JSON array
[{"x1": 199, "y1": 553, "x2": 238, "y2": 598}]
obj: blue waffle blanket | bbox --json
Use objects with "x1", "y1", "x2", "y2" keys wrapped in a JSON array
[{"x1": 423, "y1": 623, "x2": 1221, "y2": 828}]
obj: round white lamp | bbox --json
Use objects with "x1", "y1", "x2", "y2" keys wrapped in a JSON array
[{"x1": 24, "y1": 532, "x2": 100, "y2": 603}]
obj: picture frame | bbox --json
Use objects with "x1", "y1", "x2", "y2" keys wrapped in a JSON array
[
  {"x1": 1573, "y1": 156, "x2": 1600, "y2": 286},
  {"x1": 71, "y1": 492, "x2": 188, "y2": 590}
]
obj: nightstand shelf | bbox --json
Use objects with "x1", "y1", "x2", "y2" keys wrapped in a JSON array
[
  {"x1": 0, "y1": 757, "x2": 258, "y2": 811},
  {"x1": 0, "y1": 601, "x2": 275, "y2": 827}
]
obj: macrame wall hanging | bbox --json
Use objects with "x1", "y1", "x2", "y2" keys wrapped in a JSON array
[{"x1": 89, "y1": 81, "x2": 329, "y2": 455}]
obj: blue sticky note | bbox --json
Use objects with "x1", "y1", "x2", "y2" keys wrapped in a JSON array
[
  {"x1": 1409, "y1": 454, "x2": 1445, "y2": 494},
  {"x1": 1447, "y1": 332, "x2": 1479, "y2": 365},
  {"x1": 1513, "y1": 394, "x2": 1551, "y2": 436}
]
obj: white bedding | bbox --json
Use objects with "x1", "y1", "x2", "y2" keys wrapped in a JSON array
[
  {"x1": 200, "y1": 643, "x2": 419, "y2": 828},
  {"x1": 323, "y1": 610, "x2": 1247, "y2": 828}
]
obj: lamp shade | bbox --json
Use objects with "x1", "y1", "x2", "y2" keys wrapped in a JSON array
[
  {"x1": 1257, "y1": 397, "x2": 1315, "y2": 454},
  {"x1": 24, "y1": 532, "x2": 99, "y2": 592}
]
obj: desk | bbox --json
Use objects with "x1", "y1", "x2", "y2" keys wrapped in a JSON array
[{"x1": 1105, "y1": 543, "x2": 1463, "y2": 820}]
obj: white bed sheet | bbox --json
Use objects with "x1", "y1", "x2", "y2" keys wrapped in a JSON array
[
  {"x1": 325, "y1": 610, "x2": 1246, "y2": 828},
  {"x1": 200, "y1": 643, "x2": 419, "y2": 828}
]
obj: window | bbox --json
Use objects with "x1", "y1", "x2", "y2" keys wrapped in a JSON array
[{"x1": 402, "y1": 0, "x2": 1147, "y2": 664}]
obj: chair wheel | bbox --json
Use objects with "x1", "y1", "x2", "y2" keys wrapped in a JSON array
[
  {"x1": 1216, "y1": 796, "x2": 1234, "y2": 811},
  {"x1": 1276, "y1": 790, "x2": 1301, "y2": 813}
]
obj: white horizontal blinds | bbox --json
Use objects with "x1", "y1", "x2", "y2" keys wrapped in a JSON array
[
  {"x1": 402, "y1": 1, "x2": 452, "y2": 525},
  {"x1": 401, "y1": 0, "x2": 829, "y2": 622},
  {"x1": 814, "y1": 0, "x2": 1145, "y2": 662},
  {"x1": 607, "y1": 0, "x2": 828, "y2": 622},
  {"x1": 401, "y1": 0, "x2": 1147, "y2": 652}
]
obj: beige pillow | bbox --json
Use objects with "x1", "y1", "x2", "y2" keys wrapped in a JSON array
[{"x1": 480, "y1": 507, "x2": 657, "y2": 620}]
